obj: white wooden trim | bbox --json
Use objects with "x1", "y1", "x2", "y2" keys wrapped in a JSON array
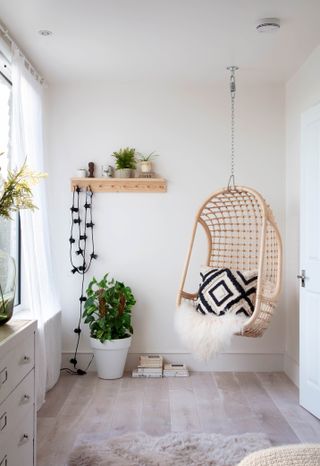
[
  {"x1": 62, "y1": 351, "x2": 284, "y2": 373},
  {"x1": 284, "y1": 353, "x2": 299, "y2": 387}
]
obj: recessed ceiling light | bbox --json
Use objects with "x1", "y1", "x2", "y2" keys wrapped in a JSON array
[
  {"x1": 256, "y1": 18, "x2": 280, "y2": 33},
  {"x1": 38, "y1": 30, "x2": 53, "y2": 37}
]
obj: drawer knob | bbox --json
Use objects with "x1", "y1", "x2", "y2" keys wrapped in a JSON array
[
  {"x1": 23, "y1": 394, "x2": 30, "y2": 402},
  {"x1": 23, "y1": 355, "x2": 31, "y2": 363},
  {"x1": 19, "y1": 433, "x2": 29, "y2": 445}
]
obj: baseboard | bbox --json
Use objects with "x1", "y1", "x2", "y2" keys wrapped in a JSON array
[
  {"x1": 284, "y1": 353, "x2": 299, "y2": 387},
  {"x1": 62, "y1": 351, "x2": 284, "y2": 373}
]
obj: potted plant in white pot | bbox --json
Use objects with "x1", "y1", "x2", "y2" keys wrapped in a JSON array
[
  {"x1": 137, "y1": 151, "x2": 159, "y2": 176},
  {"x1": 111, "y1": 147, "x2": 136, "y2": 178},
  {"x1": 83, "y1": 273, "x2": 136, "y2": 379}
]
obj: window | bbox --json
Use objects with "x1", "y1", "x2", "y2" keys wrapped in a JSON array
[{"x1": 0, "y1": 53, "x2": 21, "y2": 305}]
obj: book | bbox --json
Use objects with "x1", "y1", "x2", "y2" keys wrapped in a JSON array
[
  {"x1": 132, "y1": 369, "x2": 162, "y2": 378},
  {"x1": 163, "y1": 371, "x2": 189, "y2": 377},
  {"x1": 163, "y1": 363, "x2": 189, "y2": 377},
  {"x1": 137, "y1": 366, "x2": 162, "y2": 372},
  {"x1": 164, "y1": 363, "x2": 187, "y2": 371},
  {"x1": 139, "y1": 354, "x2": 163, "y2": 367},
  {"x1": 137, "y1": 368, "x2": 163, "y2": 376},
  {"x1": 139, "y1": 354, "x2": 163, "y2": 368}
]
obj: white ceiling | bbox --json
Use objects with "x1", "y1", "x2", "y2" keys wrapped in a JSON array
[{"x1": 0, "y1": 0, "x2": 320, "y2": 84}]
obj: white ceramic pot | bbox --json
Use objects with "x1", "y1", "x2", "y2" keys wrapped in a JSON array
[
  {"x1": 90, "y1": 335, "x2": 132, "y2": 379},
  {"x1": 76, "y1": 168, "x2": 87, "y2": 177},
  {"x1": 114, "y1": 168, "x2": 132, "y2": 178},
  {"x1": 140, "y1": 161, "x2": 153, "y2": 173}
]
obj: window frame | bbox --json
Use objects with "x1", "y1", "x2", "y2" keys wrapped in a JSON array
[
  {"x1": 0, "y1": 51, "x2": 11, "y2": 84},
  {"x1": 0, "y1": 53, "x2": 22, "y2": 307}
]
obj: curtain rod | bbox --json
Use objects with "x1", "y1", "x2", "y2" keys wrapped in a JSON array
[{"x1": 0, "y1": 21, "x2": 45, "y2": 85}]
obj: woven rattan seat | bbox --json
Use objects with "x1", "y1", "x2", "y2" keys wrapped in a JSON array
[{"x1": 177, "y1": 186, "x2": 282, "y2": 337}]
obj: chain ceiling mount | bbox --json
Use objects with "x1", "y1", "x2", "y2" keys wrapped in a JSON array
[{"x1": 226, "y1": 66, "x2": 239, "y2": 190}]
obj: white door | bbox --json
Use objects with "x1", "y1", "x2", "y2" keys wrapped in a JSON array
[{"x1": 300, "y1": 104, "x2": 320, "y2": 419}]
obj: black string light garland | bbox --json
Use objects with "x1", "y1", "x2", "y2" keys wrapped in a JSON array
[{"x1": 62, "y1": 185, "x2": 97, "y2": 375}]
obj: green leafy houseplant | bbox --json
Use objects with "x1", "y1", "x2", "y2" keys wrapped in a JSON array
[
  {"x1": 137, "y1": 151, "x2": 159, "y2": 162},
  {"x1": 111, "y1": 147, "x2": 137, "y2": 170},
  {"x1": 83, "y1": 274, "x2": 136, "y2": 343}
]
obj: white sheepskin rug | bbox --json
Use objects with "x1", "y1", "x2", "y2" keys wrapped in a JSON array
[
  {"x1": 174, "y1": 301, "x2": 247, "y2": 360},
  {"x1": 68, "y1": 431, "x2": 271, "y2": 466}
]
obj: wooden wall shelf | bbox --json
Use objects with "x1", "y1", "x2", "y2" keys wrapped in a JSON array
[{"x1": 71, "y1": 177, "x2": 167, "y2": 193}]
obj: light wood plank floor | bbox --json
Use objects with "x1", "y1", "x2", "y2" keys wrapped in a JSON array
[{"x1": 37, "y1": 372, "x2": 320, "y2": 466}]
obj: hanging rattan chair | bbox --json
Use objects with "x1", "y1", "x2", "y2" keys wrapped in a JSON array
[{"x1": 177, "y1": 185, "x2": 282, "y2": 337}]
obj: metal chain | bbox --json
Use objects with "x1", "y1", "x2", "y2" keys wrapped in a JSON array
[{"x1": 227, "y1": 66, "x2": 238, "y2": 190}]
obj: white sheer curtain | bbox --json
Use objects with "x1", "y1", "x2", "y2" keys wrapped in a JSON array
[{"x1": 10, "y1": 44, "x2": 61, "y2": 409}]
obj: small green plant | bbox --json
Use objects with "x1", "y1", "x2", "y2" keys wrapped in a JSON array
[
  {"x1": 83, "y1": 274, "x2": 136, "y2": 342},
  {"x1": 137, "y1": 151, "x2": 159, "y2": 162},
  {"x1": 111, "y1": 147, "x2": 136, "y2": 170},
  {"x1": 0, "y1": 294, "x2": 14, "y2": 323}
]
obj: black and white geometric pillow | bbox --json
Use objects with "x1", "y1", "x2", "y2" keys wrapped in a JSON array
[{"x1": 196, "y1": 267, "x2": 257, "y2": 317}]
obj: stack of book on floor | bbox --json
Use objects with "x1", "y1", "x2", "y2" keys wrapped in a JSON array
[
  {"x1": 132, "y1": 354, "x2": 163, "y2": 378},
  {"x1": 163, "y1": 363, "x2": 189, "y2": 377}
]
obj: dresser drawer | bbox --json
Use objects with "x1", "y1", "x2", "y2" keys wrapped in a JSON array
[
  {"x1": 0, "y1": 406, "x2": 34, "y2": 466},
  {"x1": 0, "y1": 333, "x2": 34, "y2": 405},
  {"x1": 0, "y1": 370, "x2": 34, "y2": 442}
]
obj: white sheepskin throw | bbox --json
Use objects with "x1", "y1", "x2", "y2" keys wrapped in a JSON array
[
  {"x1": 68, "y1": 431, "x2": 271, "y2": 466},
  {"x1": 175, "y1": 301, "x2": 247, "y2": 360}
]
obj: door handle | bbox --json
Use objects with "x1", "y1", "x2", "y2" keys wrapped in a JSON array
[{"x1": 297, "y1": 269, "x2": 306, "y2": 287}]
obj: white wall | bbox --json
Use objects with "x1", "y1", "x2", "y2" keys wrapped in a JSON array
[
  {"x1": 285, "y1": 44, "x2": 320, "y2": 385},
  {"x1": 45, "y1": 80, "x2": 286, "y2": 370}
]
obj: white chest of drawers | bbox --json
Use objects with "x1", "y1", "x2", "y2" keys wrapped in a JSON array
[{"x1": 0, "y1": 320, "x2": 36, "y2": 466}]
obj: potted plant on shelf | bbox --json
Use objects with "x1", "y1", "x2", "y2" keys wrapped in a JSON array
[
  {"x1": 0, "y1": 157, "x2": 46, "y2": 325},
  {"x1": 137, "y1": 151, "x2": 159, "y2": 175},
  {"x1": 111, "y1": 147, "x2": 136, "y2": 178},
  {"x1": 83, "y1": 273, "x2": 136, "y2": 379}
]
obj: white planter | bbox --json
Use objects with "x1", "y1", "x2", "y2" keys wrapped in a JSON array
[
  {"x1": 90, "y1": 335, "x2": 132, "y2": 379},
  {"x1": 114, "y1": 168, "x2": 132, "y2": 178},
  {"x1": 140, "y1": 161, "x2": 153, "y2": 173}
]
